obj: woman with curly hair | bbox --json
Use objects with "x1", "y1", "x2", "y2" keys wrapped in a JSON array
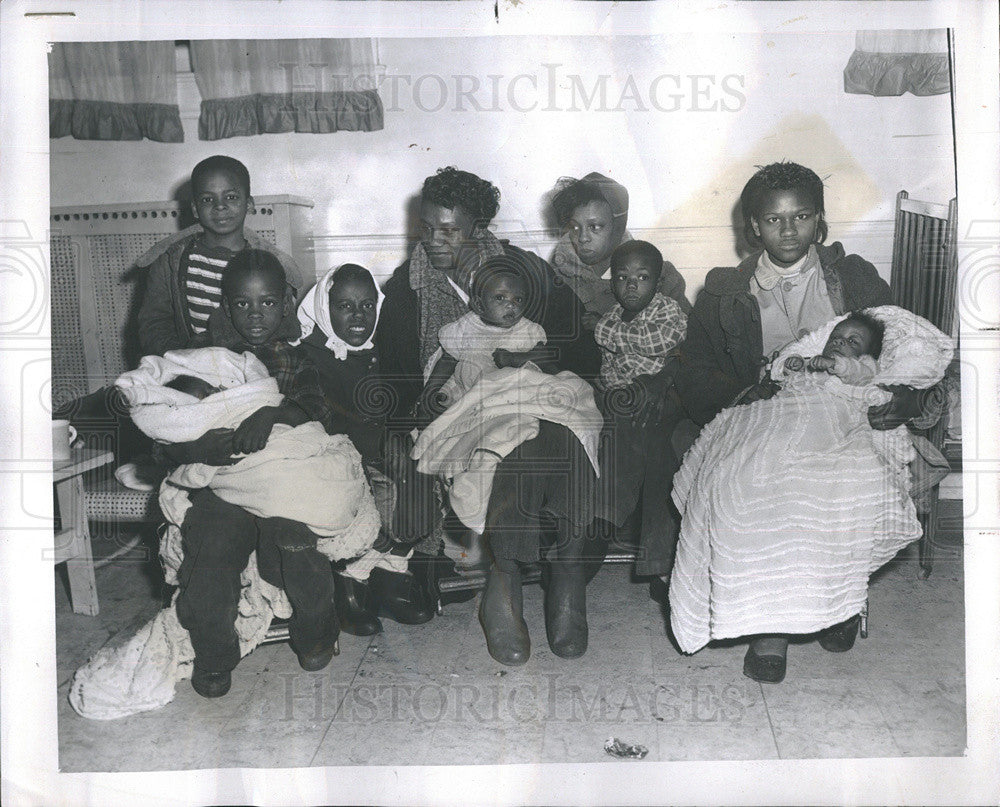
[
  {"x1": 550, "y1": 172, "x2": 691, "y2": 331},
  {"x1": 376, "y1": 167, "x2": 602, "y2": 666}
]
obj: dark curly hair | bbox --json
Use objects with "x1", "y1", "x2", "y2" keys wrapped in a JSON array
[
  {"x1": 421, "y1": 167, "x2": 501, "y2": 226},
  {"x1": 740, "y1": 162, "x2": 828, "y2": 248},
  {"x1": 841, "y1": 310, "x2": 886, "y2": 359}
]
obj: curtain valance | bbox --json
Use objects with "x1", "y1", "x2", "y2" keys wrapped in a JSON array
[
  {"x1": 49, "y1": 41, "x2": 184, "y2": 142},
  {"x1": 190, "y1": 39, "x2": 384, "y2": 140},
  {"x1": 844, "y1": 29, "x2": 951, "y2": 97}
]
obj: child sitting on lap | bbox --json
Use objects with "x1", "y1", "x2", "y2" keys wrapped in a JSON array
[
  {"x1": 412, "y1": 254, "x2": 602, "y2": 536},
  {"x1": 420, "y1": 256, "x2": 553, "y2": 418},
  {"x1": 593, "y1": 240, "x2": 687, "y2": 393}
]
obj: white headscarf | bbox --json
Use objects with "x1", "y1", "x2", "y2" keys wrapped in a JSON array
[{"x1": 292, "y1": 264, "x2": 385, "y2": 360}]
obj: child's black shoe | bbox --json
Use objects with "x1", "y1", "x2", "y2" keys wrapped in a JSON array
[{"x1": 191, "y1": 666, "x2": 232, "y2": 698}]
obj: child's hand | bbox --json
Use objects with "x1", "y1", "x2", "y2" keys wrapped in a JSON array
[
  {"x1": 190, "y1": 428, "x2": 239, "y2": 466},
  {"x1": 783, "y1": 355, "x2": 805, "y2": 373},
  {"x1": 494, "y1": 348, "x2": 528, "y2": 368},
  {"x1": 807, "y1": 356, "x2": 835, "y2": 373},
  {"x1": 493, "y1": 348, "x2": 513, "y2": 368},
  {"x1": 232, "y1": 406, "x2": 279, "y2": 454}
]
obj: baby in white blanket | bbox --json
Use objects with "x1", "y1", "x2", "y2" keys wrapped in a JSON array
[
  {"x1": 420, "y1": 257, "x2": 551, "y2": 420},
  {"x1": 117, "y1": 346, "x2": 379, "y2": 559},
  {"x1": 668, "y1": 306, "x2": 954, "y2": 656},
  {"x1": 412, "y1": 257, "x2": 602, "y2": 534},
  {"x1": 781, "y1": 311, "x2": 882, "y2": 387}
]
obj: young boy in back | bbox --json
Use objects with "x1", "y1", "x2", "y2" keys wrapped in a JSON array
[
  {"x1": 136, "y1": 155, "x2": 309, "y2": 357},
  {"x1": 593, "y1": 240, "x2": 687, "y2": 393},
  {"x1": 169, "y1": 249, "x2": 338, "y2": 698}
]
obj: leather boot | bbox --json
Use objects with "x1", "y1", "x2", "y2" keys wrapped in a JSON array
[
  {"x1": 544, "y1": 519, "x2": 588, "y2": 659},
  {"x1": 191, "y1": 666, "x2": 231, "y2": 698},
  {"x1": 370, "y1": 565, "x2": 435, "y2": 625},
  {"x1": 545, "y1": 562, "x2": 588, "y2": 658},
  {"x1": 334, "y1": 573, "x2": 382, "y2": 636},
  {"x1": 479, "y1": 559, "x2": 529, "y2": 666}
]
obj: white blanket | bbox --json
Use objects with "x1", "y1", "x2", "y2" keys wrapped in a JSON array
[
  {"x1": 411, "y1": 367, "x2": 603, "y2": 533},
  {"x1": 117, "y1": 347, "x2": 380, "y2": 556},
  {"x1": 669, "y1": 306, "x2": 952, "y2": 654},
  {"x1": 70, "y1": 348, "x2": 380, "y2": 720}
]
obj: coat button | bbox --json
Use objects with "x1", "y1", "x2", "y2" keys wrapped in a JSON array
[{"x1": 782, "y1": 280, "x2": 795, "y2": 292}]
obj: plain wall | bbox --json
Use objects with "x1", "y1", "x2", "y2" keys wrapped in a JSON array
[{"x1": 50, "y1": 32, "x2": 956, "y2": 294}]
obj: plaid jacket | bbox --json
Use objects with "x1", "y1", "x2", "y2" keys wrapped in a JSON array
[
  {"x1": 594, "y1": 292, "x2": 687, "y2": 390},
  {"x1": 230, "y1": 338, "x2": 332, "y2": 428}
]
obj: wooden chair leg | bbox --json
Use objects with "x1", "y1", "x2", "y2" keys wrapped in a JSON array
[
  {"x1": 918, "y1": 491, "x2": 939, "y2": 580},
  {"x1": 56, "y1": 475, "x2": 100, "y2": 616}
]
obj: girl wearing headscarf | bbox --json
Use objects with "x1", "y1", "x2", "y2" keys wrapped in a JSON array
[
  {"x1": 550, "y1": 172, "x2": 691, "y2": 331},
  {"x1": 295, "y1": 264, "x2": 437, "y2": 638}
]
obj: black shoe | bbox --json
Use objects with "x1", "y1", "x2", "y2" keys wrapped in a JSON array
[
  {"x1": 370, "y1": 566, "x2": 435, "y2": 625},
  {"x1": 648, "y1": 575, "x2": 669, "y2": 606},
  {"x1": 334, "y1": 573, "x2": 382, "y2": 636},
  {"x1": 191, "y1": 666, "x2": 232, "y2": 698},
  {"x1": 544, "y1": 565, "x2": 588, "y2": 659},
  {"x1": 817, "y1": 614, "x2": 861, "y2": 652},
  {"x1": 742, "y1": 643, "x2": 787, "y2": 684},
  {"x1": 295, "y1": 637, "x2": 340, "y2": 672}
]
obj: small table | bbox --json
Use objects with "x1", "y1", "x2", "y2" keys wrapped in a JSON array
[{"x1": 54, "y1": 448, "x2": 114, "y2": 615}]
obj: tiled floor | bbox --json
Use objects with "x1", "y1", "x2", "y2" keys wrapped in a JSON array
[{"x1": 56, "y1": 524, "x2": 966, "y2": 771}]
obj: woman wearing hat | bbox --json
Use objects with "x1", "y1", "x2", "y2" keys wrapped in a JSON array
[{"x1": 550, "y1": 172, "x2": 691, "y2": 331}]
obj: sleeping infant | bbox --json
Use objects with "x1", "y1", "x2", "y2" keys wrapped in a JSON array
[
  {"x1": 116, "y1": 346, "x2": 379, "y2": 559},
  {"x1": 668, "y1": 305, "x2": 953, "y2": 654}
]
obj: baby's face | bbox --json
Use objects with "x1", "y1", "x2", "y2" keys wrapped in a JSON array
[
  {"x1": 169, "y1": 375, "x2": 221, "y2": 399},
  {"x1": 611, "y1": 255, "x2": 659, "y2": 314},
  {"x1": 474, "y1": 274, "x2": 528, "y2": 328},
  {"x1": 822, "y1": 320, "x2": 874, "y2": 360},
  {"x1": 328, "y1": 276, "x2": 378, "y2": 347}
]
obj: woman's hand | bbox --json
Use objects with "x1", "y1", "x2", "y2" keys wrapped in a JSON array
[
  {"x1": 867, "y1": 384, "x2": 922, "y2": 431},
  {"x1": 807, "y1": 355, "x2": 835, "y2": 373},
  {"x1": 783, "y1": 355, "x2": 805, "y2": 373},
  {"x1": 231, "y1": 406, "x2": 280, "y2": 454}
]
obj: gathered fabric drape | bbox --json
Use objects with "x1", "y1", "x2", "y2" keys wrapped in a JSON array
[
  {"x1": 49, "y1": 41, "x2": 184, "y2": 142},
  {"x1": 190, "y1": 39, "x2": 384, "y2": 140},
  {"x1": 844, "y1": 29, "x2": 951, "y2": 97}
]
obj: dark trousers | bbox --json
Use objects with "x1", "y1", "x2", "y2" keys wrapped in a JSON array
[{"x1": 176, "y1": 489, "x2": 336, "y2": 673}]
